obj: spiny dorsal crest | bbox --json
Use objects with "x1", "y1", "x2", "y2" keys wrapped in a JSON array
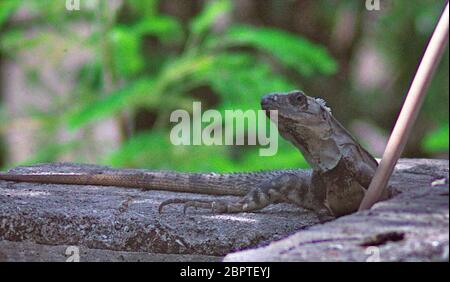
[{"x1": 315, "y1": 97, "x2": 332, "y2": 115}]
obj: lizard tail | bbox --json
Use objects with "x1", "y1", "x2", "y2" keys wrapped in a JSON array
[{"x1": 0, "y1": 171, "x2": 249, "y2": 196}]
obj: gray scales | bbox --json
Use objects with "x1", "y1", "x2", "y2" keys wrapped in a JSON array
[{"x1": 0, "y1": 91, "x2": 392, "y2": 219}]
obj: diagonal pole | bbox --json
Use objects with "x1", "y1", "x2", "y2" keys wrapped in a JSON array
[{"x1": 359, "y1": 2, "x2": 449, "y2": 211}]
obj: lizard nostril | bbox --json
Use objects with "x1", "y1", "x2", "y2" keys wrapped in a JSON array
[{"x1": 261, "y1": 94, "x2": 278, "y2": 106}]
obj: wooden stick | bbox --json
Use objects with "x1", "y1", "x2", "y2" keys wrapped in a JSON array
[{"x1": 359, "y1": 2, "x2": 449, "y2": 211}]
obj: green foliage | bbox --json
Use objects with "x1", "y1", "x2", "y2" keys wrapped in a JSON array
[
  {"x1": 0, "y1": 0, "x2": 21, "y2": 27},
  {"x1": 67, "y1": 78, "x2": 157, "y2": 129},
  {"x1": 220, "y1": 25, "x2": 338, "y2": 76},
  {"x1": 0, "y1": 0, "x2": 335, "y2": 171},
  {"x1": 126, "y1": 0, "x2": 159, "y2": 18},
  {"x1": 199, "y1": 53, "x2": 297, "y2": 111},
  {"x1": 106, "y1": 130, "x2": 238, "y2": 171},
  {"x1": 67, "y1": 2, "x2": 337, "y2": 131},
  {"x1": 0, "y1": 30, "x2": 43, "y2": 53},
  {"x1": 132, "y1": 15, "x2": 183, "y2": 42},
  {"x1": 422, "y1": 124, "x2": 449, "y2": 154},
  {"x1": 375, "y1": 0, "x2": 449, "y2": 154},
  {"x1": 190, "y1": 0, "x2": 231, "y2": 36},
  {"x1": 109, "y1": 26, "x2": 145, "y2": 76},
  {"x1": 106, "y1": 130, "x2": 309, "y2": 172}
]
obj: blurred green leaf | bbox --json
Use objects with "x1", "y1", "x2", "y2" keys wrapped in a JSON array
[
  {"x1": 196, "y1": 53, "x2": 297, "y2": 110},
  {"x1": 221, "y1": 25, "x2": 338, "y2": 76},
  {"x1": 1, "y1": 0, "x2": 353, "y2": 174},
  {"x1": 67, "y1": 78, "x2": 157, "y2": 130},
  {"x1": 106, "y1": 129, "x2": 309, "y2": 172},
  {"x1": 67, "y1": 54, "x2": 215, "y2": 129},
  {"x1": 0, "y1": 0, "x2": 21, "y2": 27},
  {"x1": 106, "y1": 131, "x2": 171, "y2": 168},
  {"x1": 133, "y1": 15, "x2": 183, "y2": 43},
  {"x1": 106, "y1": 130, "x2": 236, "y2": 171},
  {"x1": 126, "y1": 0, "x2": 159, "y2": 17},
  {"x1": 238, "y1": 140, "x2": 310, "y2": 171},
  {"x1": 0, "y1": 30, "x2": 41, "y2": 53},
  {"x1": 422, "y1": 124, "x2": 449, "y2": 153},
  {"x1": 190, "y1": 0, "x2": 231, "y2": 36},
  {"x1": 110, "y1": 26, "x2": 144, "y2": 76}
]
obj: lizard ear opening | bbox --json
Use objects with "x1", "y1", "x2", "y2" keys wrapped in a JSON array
[
  {"x1": 321, "y1": 106, "x2": 334, "y2": 130},
  {"x1": 322, "y1": 109, "x2": 333, "y2": 128}
]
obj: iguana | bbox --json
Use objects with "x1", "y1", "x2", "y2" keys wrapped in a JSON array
[{"x1": 0, "y1": 91, "x2": 391, "y2": 218}]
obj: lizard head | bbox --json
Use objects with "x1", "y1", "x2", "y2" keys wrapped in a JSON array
[
  {"x1": 261, "y1": 90, "x2": 339, "y2": 170},
  {"x1": 261, "y1": 90, "x2": 332, "y2": 128}
]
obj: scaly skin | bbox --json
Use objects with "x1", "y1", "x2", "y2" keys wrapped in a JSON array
[
  {"x1": 0, "y1": 91, "x2": 390, "y2": 218},
  {"x1": 262, "y1": 91, "x2": 385, "y2": 216},
  {"x1": 159, "y1": 91, "x2": 390, "y2": 217},
  {"x1": 0, "y1": 169, "x2": 307, "y2": 196}
]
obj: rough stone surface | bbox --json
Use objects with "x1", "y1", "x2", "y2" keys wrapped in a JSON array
[
  {"x1": 0, "y1": 159, "x2": 448, "y2": 262},
  {"x1": 224, "y1": 159, "x2": 449, "y2": 262},
  {"x1": 0, "y1": 163, "x2": 319, "y2": 261},
  {"x1": 0, "y1": 240, "x2": 221, "y2": 262}
]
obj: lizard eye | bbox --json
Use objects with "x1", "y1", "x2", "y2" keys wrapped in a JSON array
[{"x1": 290, "y1": 92, "x2": 308, "y2": 108}]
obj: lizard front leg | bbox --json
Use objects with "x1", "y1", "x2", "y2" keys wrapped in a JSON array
[{"x1": 158, "y1": 173, "x2": 310, "y2": 214}]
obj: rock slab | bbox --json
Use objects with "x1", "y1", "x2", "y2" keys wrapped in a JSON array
[
  {"x1": 224, "y1": 159, "x2": 449, "y2": 261},
  {"x1": 0, "y1": 163, "x2": 319, "y2": 261},
  {"x1": 0, "y1": 159, "x2": 448, "y2": 261}
]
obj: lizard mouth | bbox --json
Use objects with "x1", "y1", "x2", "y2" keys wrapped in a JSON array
[
  {"x1": 261, "y1": 101, "x2": 273, "y2": 117},
  {"x1": 260, "y1": 99, "x2": 271, "y2": 111}
]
